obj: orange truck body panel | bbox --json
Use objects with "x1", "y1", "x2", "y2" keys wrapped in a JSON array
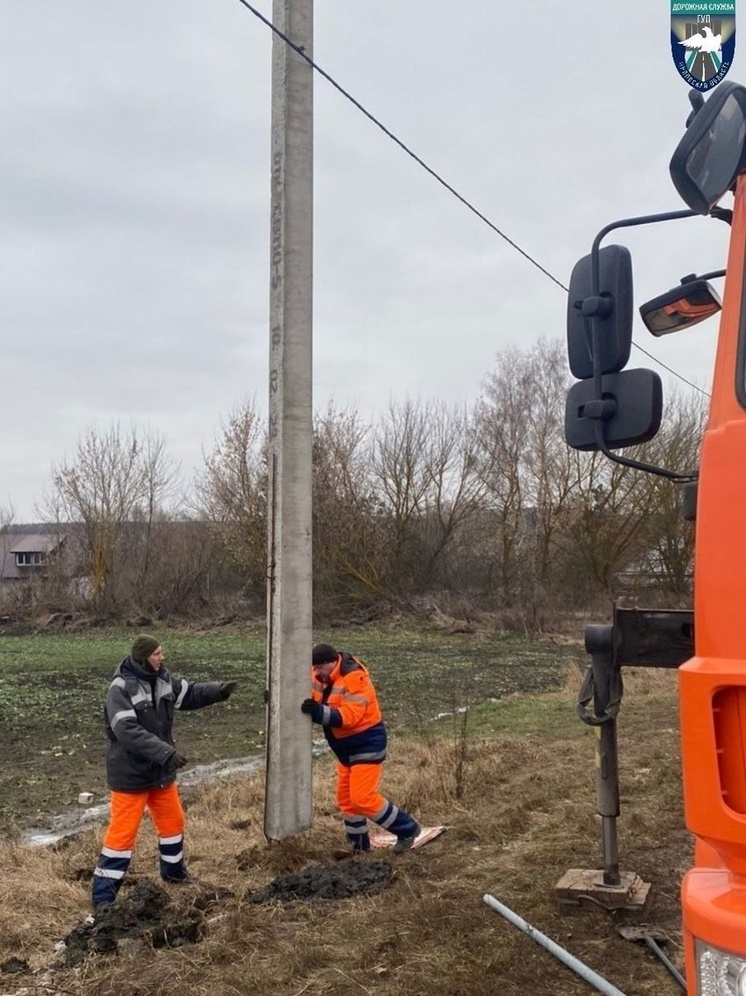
[{"x1": 680, "y1": 173, "x2": 746, "y2": 985}]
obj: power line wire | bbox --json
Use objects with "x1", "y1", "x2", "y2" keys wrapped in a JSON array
[
  {"x1": 629, "y1": 340, "x2": 709, "y2": 396},
  {"x1": 237, "y1": 0, "x2": 564, "y2": 290},
  {"x1": 236, "y1": 0, "x2": 711, "y2": 398}
]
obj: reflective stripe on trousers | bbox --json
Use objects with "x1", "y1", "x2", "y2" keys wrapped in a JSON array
[{"x1": 343, "y1": 815, "x2": 370, "y2": 851}]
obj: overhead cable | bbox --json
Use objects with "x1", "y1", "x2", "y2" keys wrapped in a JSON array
[{"x1": 236, "y1": 0, "x2": 711, "y2": 398}]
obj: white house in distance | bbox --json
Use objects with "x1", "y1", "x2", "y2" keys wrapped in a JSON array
[{"x1": 0, "y1": 526, "x2": 67, "y2": 584}]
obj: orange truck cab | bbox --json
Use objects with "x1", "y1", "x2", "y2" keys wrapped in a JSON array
[{"x1": 565, "y1": 81, "x2": 746, "y2": 995}]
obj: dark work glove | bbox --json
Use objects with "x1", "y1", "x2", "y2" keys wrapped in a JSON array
[
  {"x1": 167, "y1": 751, "x2": 187, "y2": 772},
  {"x1": 220, "y1": 681, "x2": 238, "y2": 700},
  {"x1": 301, "y1": 698, "x2": 322, "y2": 722}
]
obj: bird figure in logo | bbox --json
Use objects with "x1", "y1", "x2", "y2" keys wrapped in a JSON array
[{"x1": 679, "y1": 25, "x2": 722, "y2": 54}]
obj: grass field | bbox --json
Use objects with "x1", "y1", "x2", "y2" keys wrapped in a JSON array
[
  {"x1": 0, "y1": 622, "x2": 690, "y2": 995},
  {"x1": 0, "y1": 623, "x2": 581, "y2": 832}
]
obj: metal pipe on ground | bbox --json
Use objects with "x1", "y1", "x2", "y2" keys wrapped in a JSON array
[{"x1": 483, "y1": 894, "x2": 629, "y2": 996}]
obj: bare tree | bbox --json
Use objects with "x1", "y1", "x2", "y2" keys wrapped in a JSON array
[
  {"x1": 134, "y1": 517, "x2": 218, "y2": 617},
  {"x1": 633, "y1": 388, "x2": 706, "y2": 598},
  {"x1": 371, "y1": 398, "x2": 431, "y2": 567},
  {"x1": 312, "y1": 404, "x2": 387, "y2": 608},
  {"x1": 370, "y1": 400, "x2": 484, "y2": 598},
  {"x1": 49, "y1": 424, "x2": 176, "y2": 612},
  {"x1": 554, "y1": 452, "x2": 649, "y2": 593},
  {"x1": 195, "y1": 399, "x2": 267, "y2": 600},
  {"x1": 473, "y1": 340, "x2": 567, "y2": 602},
  {"x1": 553, "y1": 387, "x2": 705, "y2": 603},
  {"x1": 403, "y1": 401, "x2": 485, "y2": 590},
  {"x1": 0, "y1": 503, "x2": 14, "y2": 562},
  {"x1": 0, "y1": 504, "x2": 15, "y2": 612},
  {"x1": 131, "y1": 431, "x2": 180, "y2": 592},
  {"x1": 520, "y1": 339, "x2": 578, "y2": 588}
]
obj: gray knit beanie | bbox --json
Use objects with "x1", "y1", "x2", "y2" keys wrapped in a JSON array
[{"x1": 131, "y1": 634, "x2": 160, "y2": 664}]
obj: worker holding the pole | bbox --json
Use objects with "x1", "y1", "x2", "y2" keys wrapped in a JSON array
[{"x1": 301, "y1": 643, "x2": 420, "y2": 853}]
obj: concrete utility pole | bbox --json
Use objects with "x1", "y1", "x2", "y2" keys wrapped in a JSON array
[{"x1": 264, "y1": 0, "x2": 314, "y2": 841}]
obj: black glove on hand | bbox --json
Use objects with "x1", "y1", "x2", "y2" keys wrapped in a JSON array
[
  {"x1": 168, "y1": 751, "x2": 187, "y2": 771},
  {"x1": 220, "y1": 681, "x2": 238, "y2": 699},
  {"x1": 301, "y1": 698, "x2": 322, "y2": 722}
]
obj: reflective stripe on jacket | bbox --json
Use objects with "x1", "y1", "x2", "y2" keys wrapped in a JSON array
[
  {"x1": 104, "y1": 656, "x2": 224, "y2": 792},
  {"x1": 310, "y1": 654, "x2": 387, "y2": 766}
]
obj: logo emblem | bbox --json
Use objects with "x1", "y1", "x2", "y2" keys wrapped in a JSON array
[{"x1": 671, "y1": 2, "x2": 736, "y2": 90}]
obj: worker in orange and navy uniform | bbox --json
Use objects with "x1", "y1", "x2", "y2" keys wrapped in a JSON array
[
  {"x1": 91, "y1": 634, "x2": 238, "y2": 912},
  {"x1": 301, "y1": 643, "x2": 420, "y2": 854}
]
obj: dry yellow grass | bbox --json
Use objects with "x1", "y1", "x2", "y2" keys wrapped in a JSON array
[{"x1": 0, "y1": 673, "x2": 688, "y2": 995}]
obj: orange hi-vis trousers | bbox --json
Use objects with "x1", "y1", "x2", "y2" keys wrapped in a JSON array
[
  {"x1": 92, "y1": 784, "x2": 187, "y2": 906},
  {"x1": 336, "y1": 761, "x2": 385, "y2": 818},
  {"x1": 336, "y1": 761, "x2": 418, "y2": 851}
]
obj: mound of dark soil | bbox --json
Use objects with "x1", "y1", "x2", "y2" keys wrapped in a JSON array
[
  {"x1": 1, "y1": 956, "x2": 29, "y2": 974},
  {"x1": 62, "y1": 880, "x2": 206, "y2": 965},
  {"x1": 245, "y1": 858, "x2": 394, "y2": 904}
]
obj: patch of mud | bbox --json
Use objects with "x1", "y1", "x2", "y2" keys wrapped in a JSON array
[
  {"x1": 60, "y1": 878, "x2": 231, "y2": 965},
  {"x1": 1, "y1": 956, "x2": 29, "y2": 974},
  {"x1": 245, "y1": 859, "x2": 394, "y2": 904}
]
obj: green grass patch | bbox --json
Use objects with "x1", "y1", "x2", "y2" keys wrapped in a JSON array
[
  {"x1": 0, "y1": 624, "x2": 584, "y2": 831},
  {"x1": 429, "y1": 690, "x2": 589, "y2": 740}
]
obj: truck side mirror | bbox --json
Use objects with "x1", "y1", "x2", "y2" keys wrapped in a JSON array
[
  {"x1": 565, "y1": 243, "x2": 658, "y2": 451},
  {"x1": 670, "y1": 81, "x2": 746, "y2": 215},
  {"x1": 565, "y1": 369, "x2": 663, "y2": 451},
  {"x1": 639, "y1": 278, "x2": 721, "y2": 336},
  {"x1": 566, "y1": 244, "x2": 633, "y2": 379}
]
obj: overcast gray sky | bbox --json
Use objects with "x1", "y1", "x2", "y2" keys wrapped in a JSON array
[{"x1": 0, "y1": 1, "x2": 738, "y2": 519}]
